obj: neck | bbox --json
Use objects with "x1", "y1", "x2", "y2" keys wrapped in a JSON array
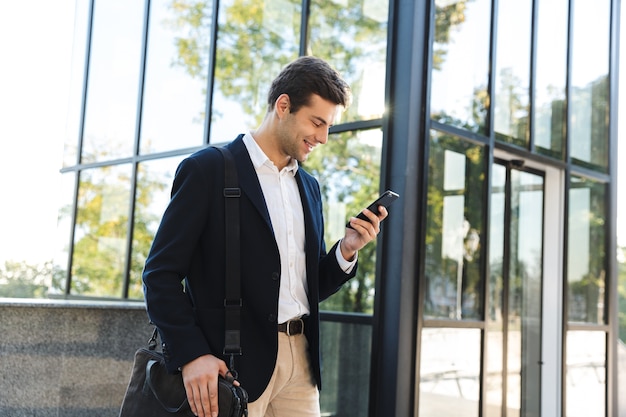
[{"x1": 251, "y1": 119, "x2": 291, "y2": 170}]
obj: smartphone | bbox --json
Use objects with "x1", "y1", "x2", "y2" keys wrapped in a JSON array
[{"x1": 346, "y1": 190, "x2": 400, "y2": 229}]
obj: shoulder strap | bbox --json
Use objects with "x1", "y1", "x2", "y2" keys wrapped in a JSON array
[{"x1": 213, "y1": 146, "x2": 242, "y2": 370}]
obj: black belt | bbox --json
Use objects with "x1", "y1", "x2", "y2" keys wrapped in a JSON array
[{"x1": 278, "y1": 318, "x2": 305, "y2": 335}]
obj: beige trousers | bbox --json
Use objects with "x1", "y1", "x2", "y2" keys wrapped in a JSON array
[{"x1": 247, "y1": 332, "x2": 320, "y2": 417}]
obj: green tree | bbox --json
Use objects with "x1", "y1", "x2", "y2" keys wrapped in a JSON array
[{"x1": 0, "y1": 260, "x2": 51, "y2": 298}]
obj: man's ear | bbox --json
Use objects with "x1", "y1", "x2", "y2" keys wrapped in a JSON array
[{"x1": 276, "y1": 94, "x2": 291, "y2": 116}]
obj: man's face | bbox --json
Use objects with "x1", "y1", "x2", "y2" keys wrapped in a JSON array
[{"x1": 277, "y1": 94, "x2": 340, "y2": 163}]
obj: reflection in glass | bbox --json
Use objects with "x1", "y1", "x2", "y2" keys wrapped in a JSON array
[
  {"x1": 211, "y1": 0, "x2": 301, "y2": 142},
  {"x1": 71, "y1": 164, "x2": 132, "y2": 297},
  {"x1": 419, "y1": 328, "x2": 481, "y2": 417},
  {"x1": 493, "y1": 0, "x2": 532, "y2": 147},
  {"x1": 49, "y1": 173, "x2": 77, "y2": 295},
  {"x1": 533, "y1": 0, "x2": 568, "y2": 159},
  {"x1": 430, "y1": 0, "x2": 491, "y2": 134},
  {"x1": 63, "y1": 0, "x2": 90, "y2": 168},
  {"x1": 486, "y1": 164, "x2": 505, "y2": 416},
  {"x1": 129, "y1": 157, "x2": 184, "y2": 299},
  {"x1": 139, "y1": 0, "x2": 213, "y2": 155},
  {"x1": 320, "y1": 320, "x2": 371, "y2": 417},
  {"x1": 306, "y1": 129, "x2": 383, "y2": 313},
  {"x1": 424, "y1": 131, "x2": 485, "y2": 320},
  {"x1": 308, "y1": 0, "x2": 389, "y2": 122},
  {"x1": 81, "y1": 0, "x2": 144, "y2": 163},
  {"x1": 507, "y1": 170, "x2": 543, "y2": 416},
  {"x1": 565, "y1": 331, "x2": 606, "y2": 417},
  {"x1": 568, "y1": 177, "x2": 606, "y2": 324},
  {"x1": 569, "y1": 0, "x2": 610, "y2": 172},
  {"x1": 487, "y1": 165, "x2": 544, "y2": 416}
]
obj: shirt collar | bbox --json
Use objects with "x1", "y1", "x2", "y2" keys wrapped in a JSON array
[{"x1": 242, "y1": 132, "x2": 299, "y2": 175}]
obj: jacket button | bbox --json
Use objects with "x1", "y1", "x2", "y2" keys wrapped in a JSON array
[
  {"x1": 268, "y1": 314, "x2": 276, "y2": 322},
  {"x1": 271, "y1": 272, "x2": 279, "y2": 281}
]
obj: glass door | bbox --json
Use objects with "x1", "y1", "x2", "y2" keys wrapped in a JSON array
[{"x1": 486, "y1": 160, "x2": 544, "y2": 417}]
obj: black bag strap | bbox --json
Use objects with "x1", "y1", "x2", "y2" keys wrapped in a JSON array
[{"x1": 214, "y1": 146, "x2": 242, "y2": 372}]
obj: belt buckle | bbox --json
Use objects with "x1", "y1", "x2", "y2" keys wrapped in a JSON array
[{"x1": 287, "y1": 318, "x2": 304, "y2": 336}]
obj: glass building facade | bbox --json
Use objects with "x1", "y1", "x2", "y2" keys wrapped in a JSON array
[{"x1": 50, "y1": 0, "x2": 620, "y2": 416}]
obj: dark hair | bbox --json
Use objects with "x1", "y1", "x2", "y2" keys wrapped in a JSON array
[{"x1": 267, "y1": 56, "x2": 351, "y2": 113}]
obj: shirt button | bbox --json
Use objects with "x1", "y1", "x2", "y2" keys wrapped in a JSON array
[{"x1": 271, "y1": 272, "x2": 279, "y2": 281}]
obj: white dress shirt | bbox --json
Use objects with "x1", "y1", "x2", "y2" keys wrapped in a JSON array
[{"x1": 242, "y1": 133, "x2": 356, "y2": 323}]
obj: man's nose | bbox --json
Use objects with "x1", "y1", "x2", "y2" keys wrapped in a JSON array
[{"x1": 317, "y1": 129, "x2": 329, "y2": 145}]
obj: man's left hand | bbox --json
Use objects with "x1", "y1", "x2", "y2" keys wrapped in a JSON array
[{"x1": 341, "y1": 206, "x2": 388, "y2": 260}]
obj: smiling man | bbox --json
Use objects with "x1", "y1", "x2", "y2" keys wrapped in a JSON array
[{"x1": 142, "y1": 56, "x2": 387, "y2": 417}]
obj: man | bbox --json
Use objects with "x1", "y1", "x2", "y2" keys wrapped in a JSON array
[{"x1": 142, "y1": 56, "x2": 387, "y2": 417}]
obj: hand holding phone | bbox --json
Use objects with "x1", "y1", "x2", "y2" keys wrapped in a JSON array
[{"x1": 346, "y1": 190, "x2": 399, "y2": 229}]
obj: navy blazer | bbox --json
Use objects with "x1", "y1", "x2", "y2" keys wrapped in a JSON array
[{"x1": 142, "y1": 135, "x2": 357, "y2": 402}]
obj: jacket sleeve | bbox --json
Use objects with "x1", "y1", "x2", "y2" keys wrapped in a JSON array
[{"x1": 142, "y1": 151, "x2": 219, "y2": 372}]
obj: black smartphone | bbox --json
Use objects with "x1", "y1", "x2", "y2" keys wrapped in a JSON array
[{"x1": 346, "y1": 190, "x2": 400, "y2": 229}]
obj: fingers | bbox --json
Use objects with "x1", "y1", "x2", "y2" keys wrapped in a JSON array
[
  {"x1": 182, "y1": 355, "x2": 226, "y2": 417},
  {"x1": 351, "y1": 206, "x2": 387, "y2": 235},
  {"x1": 343, "y1": 206, "x2": 388, "y2": 254}
]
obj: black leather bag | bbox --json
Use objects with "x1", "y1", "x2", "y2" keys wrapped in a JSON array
[{"x1": 118, "y1": 330, "x2": 248, "y2": 417}]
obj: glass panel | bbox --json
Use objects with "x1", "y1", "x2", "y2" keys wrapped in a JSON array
[
  {"x1": 210, "y1": 0, "x2": 301, "y2": 142},
  {"x1": 63, "y1": 0, "x2": 91, "y2": 167},
  {"x1": 49, "y1": 173, "x2": 77, "y2": 296},
  {"x1": 565, "y1": 331, "x2": 606, "y2": 417},
  {"x1": 533, "y1": 0, "x2": 568, "y2": 159},
  {"x1": 308, "y1": 0, "x2": 389, "y2": 123},
  {"x1": 424, "y1": 131, "x2": 485, "y2": 320},
  {"x1": 419, "y1": 328, "x2": 481, "y2": 417},
  {"x1": 507, "y1": 170, "x2": 543, "y2": 417},
  {"x1": 139, "y1": 0, "x2": 213, "y2": 155},
  {"x1": 304, "y1": 129, "x2": 383, "y2": 313},
  {"x1": 130, "y1": 157, "x2": 184, "y2": 299},
  {"x1": 430, "y1": 0, "x2": 491, "y2": 134},
  {"x1": 486, "y1": 164, "x2": 506, "y2": 416},
  {"x1": 487, "y1": 165, "x2": 544, "y2": 416},
  {"x1": 320, "y1": 320, "x2": 371, "y2": 417},
  {"x1": 567, "y1": 177, "x2": 606, "y2": 324},
  {"x1": 569, "y1": 0, "x2": 610, "y2": 172},
  {"x1": 71, "y1": 164, "x2": 132, "y2": 297},
  {"x1": 493, "y1": 0, "x2": 532, "y2": 146},
  {"x1": 81, "y1": 0, "x2": 144, "y2": 163}
]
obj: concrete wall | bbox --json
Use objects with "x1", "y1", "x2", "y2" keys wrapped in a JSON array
[{"x1": 0, "y1": 299, "x2": 151, "y2": 417}]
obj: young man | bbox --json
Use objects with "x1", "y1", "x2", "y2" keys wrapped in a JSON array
[{"x1": 142, "y1": 56, "x2": 387, "y2": 417}]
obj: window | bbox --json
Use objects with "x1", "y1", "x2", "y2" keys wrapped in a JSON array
[
  {"x1": 81, "y1": 0, "x2": 144, "y2": 163},
  {"x1": 567, "y1": 176, "x2": 607, "y2": 324},
  {"x1": 430, "y1": 0, "x2": 491, "y2": 134},
  {"x1": 424, "y1": 131, "x2": 486, "y2": 320},
  {"x1": 139, "y1": 0, "x2": 213, "y2": 154},
  {"x1": 533, "y1": 0, "x2": 568, "y2": 159},
  {"x1": 569, "y1": 0, "x2": 610, "y2": 172},
  {"x1": 493, "y1": 0, "x2": 532, "y2": 146}
]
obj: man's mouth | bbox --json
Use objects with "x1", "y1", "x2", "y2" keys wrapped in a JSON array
[{"x1": 304, "y1": 139, "x2": 315, "y2": 152}]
